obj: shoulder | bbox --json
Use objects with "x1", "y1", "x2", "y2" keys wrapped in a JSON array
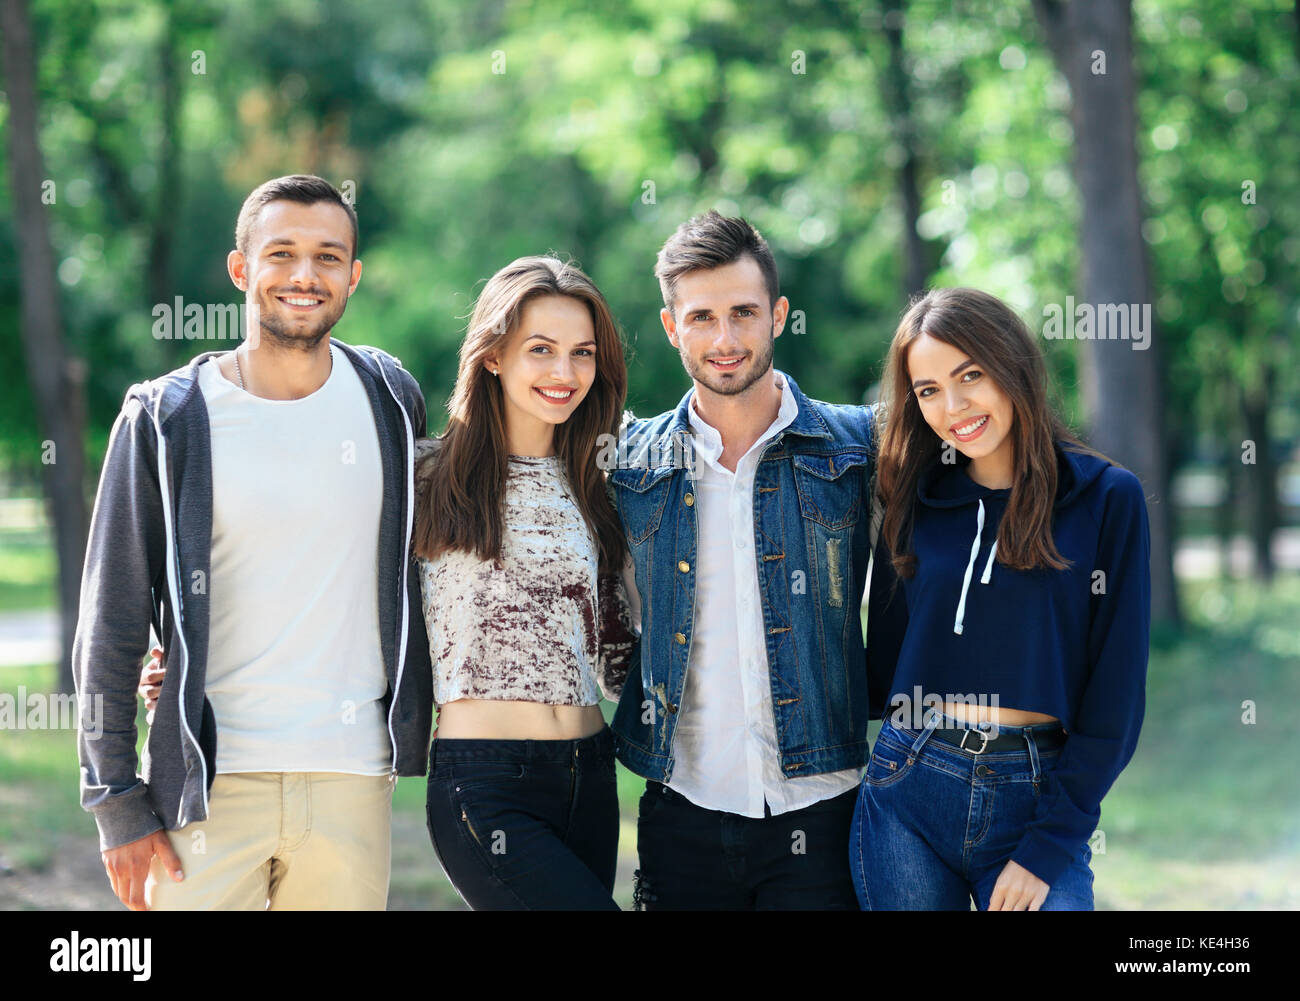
[
  {"x1": 793, "y1": 392, "x2": 879, "y2": 453},
  {"x1": 118, "y1": 353, "x2": 218, "y2": 429},
  {"x1": 620, "y1": 408, "x2": 676, "y2": 443},
  {"x1": 1097, "y1": 465, "x2": 1149, "y2": 522},
  {"x1": 336, "y1": 340, "x2": 425, "y2": 415}
]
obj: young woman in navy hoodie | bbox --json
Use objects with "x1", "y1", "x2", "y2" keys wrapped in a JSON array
[{"x1": 852, "y1": 287, "x2": 1150, "y2": 911}]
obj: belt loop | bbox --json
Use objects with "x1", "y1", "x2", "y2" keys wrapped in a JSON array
[
  {"x1": 1024, "y1": 727, "x2": 1042, "y2": 783},
  {"x1": 911, "y1": 706, "x2": 941, "y2": 757}
]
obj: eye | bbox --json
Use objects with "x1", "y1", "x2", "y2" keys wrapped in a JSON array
[
  {"x1": 736, "y1": 308, "x2": 755, "y2": 317},
  {"x1": 917, "y1": 386, "x2": 936, "y2": 399},
  {"x1": 320, "y1": 253, "x2": 340, "y2": 262},
  {"x1": 271, "y1": 251, "x2": 291, "y2": 258},
  {"x1": 574, "y1": 348, "x2": 594, "y2": 357},
  {"x1": 529, "y1": 345, "x2": 551, "y2": 354}
]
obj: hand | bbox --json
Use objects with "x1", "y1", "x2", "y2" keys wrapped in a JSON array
[
  {"x1": 139, "y1": 646, "x2": 164, "y2": 716},
  {"x1": 987, "y1": 859, "x2": 1049, "y2": 911},
  {"x1": 101, "y1": 829, "x2": 183, "y2": 911}
]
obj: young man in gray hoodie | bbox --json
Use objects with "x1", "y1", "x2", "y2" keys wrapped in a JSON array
[{"x1": 73, "y1": 175, "x2": 432, "y2": 910}]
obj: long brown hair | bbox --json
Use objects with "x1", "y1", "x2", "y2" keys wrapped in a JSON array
[
  {"x1": 877, "y1": 287, "x2": 1109, "y2": 577},
  {"x1": 414, "y1": 256, "x2": 628, "y2": 575}
]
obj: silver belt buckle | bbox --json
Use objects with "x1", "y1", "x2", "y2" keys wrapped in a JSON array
[{"x1": 959, "y1": 726, "x2": 991, "y2": 755}]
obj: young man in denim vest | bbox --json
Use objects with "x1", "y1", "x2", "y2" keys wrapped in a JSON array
[{"x1": 609, "y1": 211, "x2": 897, "y2": 909}]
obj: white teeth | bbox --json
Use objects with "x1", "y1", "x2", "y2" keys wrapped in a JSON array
[
  {"x1": 955, "y1": 415, "x2": 988, "y2": 436},
  {"x1": 711, "y1": 358, "x2": 742, "y2": 367},
  {"x1": 281, "y1": 297, "x2": 320, "y2": 306},
  {"x1": 538, "y1": 388, "x2": 573, "y2": 399}
]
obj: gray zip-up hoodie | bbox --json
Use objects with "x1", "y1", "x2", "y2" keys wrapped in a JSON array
[{"x1": 73, "y1": 338, "x2": 434, "y2": 851}]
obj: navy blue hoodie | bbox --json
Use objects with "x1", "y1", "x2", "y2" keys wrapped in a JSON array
[{"x1": 866, "y1": 441, "x2": 1150, "y2": 886}]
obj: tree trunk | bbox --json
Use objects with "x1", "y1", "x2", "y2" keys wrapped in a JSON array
[
  {"x1": 1216, "y1": 436, "x2": 1239, "y2": 579},
  {"x1": 1, "y1": 0, "x2": 90, "y2": 693},
  {"x1": 882, "y1": 0, "x2": 929, "y2": 298},
  {"x1": 1240, "y1": 371, "x2": 1278, "y2": 582},
  {"x1": 1032, "y1": 0, "x2": 1180, "y2": 628}
]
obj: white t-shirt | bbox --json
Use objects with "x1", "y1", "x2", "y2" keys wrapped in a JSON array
[{"x1": 197, "y1": 342, "x2": 391, "y2": 775}]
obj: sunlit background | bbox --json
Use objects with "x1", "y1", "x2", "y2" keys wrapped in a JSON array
[{"x1": 1, "y1": 0, "x2": 1297, "y2": 909}]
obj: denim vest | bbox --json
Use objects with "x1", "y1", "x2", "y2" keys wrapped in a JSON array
[{"x1": 608, "y1": 373, "x2": 878, "y2": 784}]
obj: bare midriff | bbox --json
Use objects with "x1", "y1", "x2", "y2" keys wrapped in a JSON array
[
  {"x1": 941, "y1": 701, "x2": 1060, "y2": 728},
  {"x1": 434, "y1": 699, "x2": 605, "y2": 741}
]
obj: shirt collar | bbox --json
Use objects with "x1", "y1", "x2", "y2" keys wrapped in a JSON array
[{"x1": 687, "y1": 369, "x2": 799, "y2": 466}]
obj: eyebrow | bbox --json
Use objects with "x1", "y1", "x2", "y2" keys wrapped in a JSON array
[
  {"x1": 264, "y1": 237, "x2": 351, "y2": 253},
  {"x1": 687, "y1": 301, "x2": 762, "y2": 315},
  {"x1": 524, "y1": 333, "x2": 597, "y2": 347},
  {"x1": 911, "y1": 358, "x2": 976, "y2": 389}
]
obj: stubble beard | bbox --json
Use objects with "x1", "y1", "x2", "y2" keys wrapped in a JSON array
[
  {"x1": 256, "y1": 290, "x2": 347, "y2": 352},
  {"x1": 682, "y1": 327, "x2": 776, "y2": 397}
]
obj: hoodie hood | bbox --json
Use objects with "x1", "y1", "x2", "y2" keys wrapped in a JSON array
[
  {"x1": 917, "y1": 440, "x2": 1111, "y2": 510},
  {"x1": 915, "y1": 440, "x2": 1113, "y2": 635}
]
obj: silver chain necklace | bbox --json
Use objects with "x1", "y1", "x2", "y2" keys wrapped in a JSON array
[{"x1": 232, "y1": 345, "x2": 245, "y2": 390}]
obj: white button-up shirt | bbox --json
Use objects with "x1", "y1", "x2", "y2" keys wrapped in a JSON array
[{"x1": 667, "y1": 370, "x2": 862, "y2": 817}]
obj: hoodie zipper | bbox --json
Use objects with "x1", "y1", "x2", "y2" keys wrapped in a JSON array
[
  {"x1": 149, "y1": 395, "x2": 210, "y2": 820},
  {"x1": 372, "y1": 351, "x2": 415, "y2": 775}
]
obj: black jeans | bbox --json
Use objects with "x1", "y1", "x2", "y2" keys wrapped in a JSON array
[
  {"x1": 633, "y1": 781, "x2": 860, "y2": 910},
  {"x1": 425, "y1": 725, "x2": 620, "y2": 910}
]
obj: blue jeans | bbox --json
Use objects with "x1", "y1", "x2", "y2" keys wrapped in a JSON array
[
  {"x1": 850, "y1": 711, "x2": 1095, "y2": 910},
  {"x1": 634, "y1": 781, "x2": 860, "y2": 910},
  {"x1": 425, "y1": 726, "x2": 620, "y2": 910}
]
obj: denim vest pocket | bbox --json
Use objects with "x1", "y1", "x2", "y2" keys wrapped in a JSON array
[
  {"x1": 791, "y1": 450, "x2": 871, "y2": 530},
  {"x1": 611, "y1": 465, "x2": 676, "y2": 543}
]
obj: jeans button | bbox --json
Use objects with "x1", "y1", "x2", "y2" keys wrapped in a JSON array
[{"x1": 975, "y1": 765, "x2": 993, "y2": 777}]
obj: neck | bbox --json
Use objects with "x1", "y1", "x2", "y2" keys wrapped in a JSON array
[
  {"x1": 967, "y1": 444, "x2": 1015, "y2": 491},
  {"x1": 504, "y1": 415, "x2": 556, "y2": 458},
  {"x1": 239, "y1": 334, "x2": 333, "y2": 400},
  {"x1": 691, "y1": 366, "x2": 782, "y2": 471}
]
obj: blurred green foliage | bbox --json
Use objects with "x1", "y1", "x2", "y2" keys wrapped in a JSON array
[{"x1": 0, "y1": 0, "x2": 1296, "y2": 499}]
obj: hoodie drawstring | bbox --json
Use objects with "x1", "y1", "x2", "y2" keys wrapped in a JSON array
[
  {"x1": 981, "y1": 540, "x2": 998, "y2": 584},
  {"x1": 954, "y1": 499, "x2": 997, "y2": 635}
]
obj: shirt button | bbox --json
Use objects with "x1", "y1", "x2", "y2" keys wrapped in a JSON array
[
  {"x1": 683, "y1": 493, "x2": 695, "y2": 506},
  {"x1": 674, "y1": 632, "x2": 687, "y2": 645},
  {"x1": 678, "y1": 561, "x2": 690, "y2": 573}
]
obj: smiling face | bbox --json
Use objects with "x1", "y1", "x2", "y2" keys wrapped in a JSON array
[
  {"x1": 487, "y1": 293, "x2": 597, "y2": 452},
  {"x1": 907, "y1": 332, "x2": 1016, "y2": 477},
  {"x1": 661, "y1": 254, "x2": 787, "y2": 399},
  {"x1": 228, "y1": 200, "x2": 362, "y2": 349}
]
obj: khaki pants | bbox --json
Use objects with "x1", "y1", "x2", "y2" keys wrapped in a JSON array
[{"x1": 145, "y1": 772, "x2": 394, "y2": 910}]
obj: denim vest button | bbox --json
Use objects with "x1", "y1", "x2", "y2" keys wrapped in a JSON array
[
  {"x1": 683, "y1": 493, "x2": 694, "y2": 506},
  {"x1": 674, "y1": 632, "x2": 686, "y2": 645},
  {"x1": 677, "y1": 561, "x2": 690, "y2": 573}
]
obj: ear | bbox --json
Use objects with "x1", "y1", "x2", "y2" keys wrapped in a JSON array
[
  {"x1": 227, "y1": 250, "x2": 248, "y2": 291},
  {"x1": 346, "y1": 257, "x2": 363, "y2": 297},
  {"x1": 771, "y1": 295, "x2": 790, "y2": 340},
  {"x1": 660, "y1": 307, "x2": 679, "y2": 349}
]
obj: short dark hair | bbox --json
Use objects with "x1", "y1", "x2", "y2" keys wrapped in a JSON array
[
  {"x1": 234, "y1": 174, "x2": 358, "y2": 259},
  {"x1": 654, "y1": 210, "x2": 779, "y2": 316}
]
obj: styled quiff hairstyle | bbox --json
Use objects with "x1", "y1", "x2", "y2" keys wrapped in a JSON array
[
  {"x1": 654, "y1": 210, "x2": 779, "y2": 316},
  {"x1": 234, "y1": 174, "x2": 359, "y2": 259}
]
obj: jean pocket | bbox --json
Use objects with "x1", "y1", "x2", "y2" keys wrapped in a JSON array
[
  {"x1": 447, "y1": 761, "x2": 527, "y2": 793},
  {"x1": 864, "y1": 737, "x2": 914, "y2": 788}
]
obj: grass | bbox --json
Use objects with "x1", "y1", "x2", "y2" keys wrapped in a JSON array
[
  {"x1": 0, "y1": 663, "x2": 97, "y2": 871},
  {"x1": 0, "y1": 529, "x2": 56, "y2": 613}
]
